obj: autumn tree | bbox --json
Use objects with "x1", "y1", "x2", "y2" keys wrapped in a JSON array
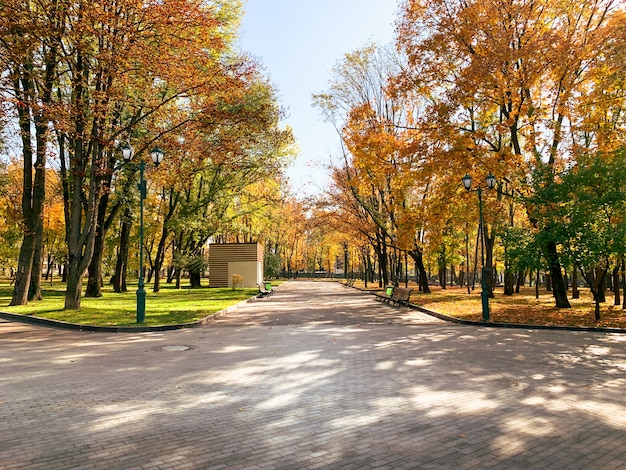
[
  {"x1": 315, "y1": 44, "x2": 425, "y2": 287},
  {"x1": 530, "y1": 149, "x2": 626, "y2": 319},
  {"x1": 0, "y1": 160, "x2": 24, "y2": 275},
  {"x1": 1, "y1": 0, "x2": 293, "y2": 309},
  {"x1": 141, "y1": 74, "x2": 293, "y2": 291},
  {"x1": 395, "y1": 0, "x2": 624, "y2": 307},
  {"x1": 0, "y1": 0, "x2": 60, "y2": 305},
  {"x1": 42, "y1": 169, "x2": 66, "y2": 282},
  {"x1": 268, "y1": 197, "x2": 310, "y2": 276}
]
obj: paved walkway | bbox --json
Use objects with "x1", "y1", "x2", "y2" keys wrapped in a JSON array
[{"x1": 1, "y1": 281, "x2": 625, "y2": 469}]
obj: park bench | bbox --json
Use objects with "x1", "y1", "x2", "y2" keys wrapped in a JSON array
[
  {"x1": 375, "y1": 286, "x2": 413, "y2": 307},
  {"x1": 344, "y1": 278, "x2": 355, "y2": 287},
  {"x1": 257, "y1": 282, "x2": 273, "y2": 297}
]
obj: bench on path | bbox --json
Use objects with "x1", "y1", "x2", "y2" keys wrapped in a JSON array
[
  {"x1": 257, "y1": 282, "x2": 274, "y2": 298},
  {"x1": 344, "y1": 278, "x2": 355, "y2": 287},
  {"x1": 374, "y1": 286, "x2": 413, "y2": 307}
]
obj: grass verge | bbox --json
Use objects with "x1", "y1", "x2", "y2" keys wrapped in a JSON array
[
  {"x1": 349, "y1": 281, "x2": 626, "y2": 329},
  {"x1": 0, "y1": 280, "x2": 259, "y2": 327}
]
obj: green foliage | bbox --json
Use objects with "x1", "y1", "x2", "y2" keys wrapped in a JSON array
[
  {"x1": 502, "y1": 226, "x2": 543, "y2": 272},
  {"x1": 560, "y1": 150, "x2": 626, "y2": 269},
  {"x1": 526, "y1": 148, "x2": 626, "y2": 276},
  {"x1": 264, "y1": 251, "x2": 281, "y2": 279},
  {"x1": 173, "y1": 252, "x2": 207, "y2": 274}
]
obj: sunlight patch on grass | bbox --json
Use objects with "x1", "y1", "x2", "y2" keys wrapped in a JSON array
[
  {"x1": 350, "y1": 280, "x2": 626, "y2": 329},
  {"x1": 0, "y1": 280, "x2": 257, "y2": 327},
  {"x1": 414, "y1": 286, "x2": 626, "y2": 328}
]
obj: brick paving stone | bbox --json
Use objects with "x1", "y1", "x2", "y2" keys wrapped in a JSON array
[{"x1": 1, "y1": 280, "x2": 626, "y2": 469}]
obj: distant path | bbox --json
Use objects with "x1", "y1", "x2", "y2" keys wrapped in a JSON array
[{"x1": 213, "y1": 279, "x2": 446, "y2": 326}]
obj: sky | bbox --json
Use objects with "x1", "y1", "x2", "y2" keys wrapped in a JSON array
[{"x1": 237, "y1": 0, "x2": 399, "y2": 197}]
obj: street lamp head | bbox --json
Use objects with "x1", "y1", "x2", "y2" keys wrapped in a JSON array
[
  {"x1": 462, "y1": 173, "x2": 472, "y2": 191},
  {"x1": 486, "y1": 172, "x2": 496, "y2": 189},
  {"x1": 121, "y1": 143, "x2": 134, "y2": 162},
  {"x1": 150, "y1": 146, "x2": 164, "y2": 166}
]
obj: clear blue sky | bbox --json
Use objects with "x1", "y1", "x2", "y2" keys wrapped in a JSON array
[{"x1": 238, "y1": 0, "x2": 398, "y2": 196}]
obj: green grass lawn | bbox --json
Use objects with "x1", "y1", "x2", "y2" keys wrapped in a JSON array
[{"x1": 0, "y1": 279, "x2": 260, "y2": 327}]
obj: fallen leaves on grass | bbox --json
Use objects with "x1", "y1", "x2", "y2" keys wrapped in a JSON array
[
  {"x1": 410, "y1": 286, "x2": 626, "y2": 329},
  {"x1": 350, "y1": 278, "x2": 626, "y2": 329}
]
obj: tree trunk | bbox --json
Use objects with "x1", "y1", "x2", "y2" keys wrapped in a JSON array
[
  {"x1": 597, "y1": 267, "x2": 606, "y2": 303},
  {"x1": 515, "y1": 270, "x2": 523, "y2": 293},
  {"x1": 63, "y1": 147, "x2": 100, "y2": 310},
  {"x1": 190, "y1": 270, "x2": 202, "y2": 288},
  {"x1": 11, "y1": 237, "x2": 36, "y2": 306},
  {"x1": 376, "y1": 237, "x2": 388, "y2": 287},
  {"x1": 404, "y1": 252, "x2": 408, "y2": 287},
  {"x1": 620, "y1": 258, "x2": 626, "y2": 310},
  {"x1": 581, "y1": 265, "x2": 608, "y2": 321},
  {"x1": 535, "y1": 270, "x2": 540, "y2": 299},
  {"x1": 64, "y1": 259, "x2": 84, "y2": 310},
  {"x1": 28, "y1": 224, "x2": 44, "y2": 301},
  {"x1": 154, "y1": 189, "x2": 179, "y2": 292},
  {"x1": 544, "y1": 241, "x2": 571, "y2": 308},
  {"x1": 85, "y1": 241, "x2": 105, "y2": 297},
  {"x1": 613, "y1": 266, "x2": 620, "y2": 306},
  {"x1": 175, "y1": 268, "x2": 182, "y2": 289},
  {"x1": 64, "y1": 186, "x2": 99, "y2": 310},
  {"x1": 45, "y1": 253, "x2": 54, "y2": 283},
  {"x1": 485, "y1": 233, "x2": 495, "y2": 298},
  {"x1": 408, "y1": 246, "x2": 431, "y2": 294},
  {"x1": 621, "y1": 259, "x2": 626, "y2": 310},
  {"x1": 113, "y1": 209, "x2": 132, "y2": 293},
  {"x1": 503, "y1": 270, "x2": 514, "y2": 296},
  {"x1": 152, "y1": 258, "x2": 162, "y2": 292},
  {"x1": 11, "y1": 95, "x2": 39, "y2": 306},
  {"x1": 62, "y1": 50, "x2": 106, "y2": 310},
  {"x1": 85, "y1": 184, "x2": 120, "y2": 297},
  {"x1": 389, "y1": 251, "x2": 397, "y2": 287},
  {"x1": 10, "y1": 47, "x2": 54, "y2": 306},
  {"x1": 572, "y1": 268, "x2": 580, "y2": 299}
]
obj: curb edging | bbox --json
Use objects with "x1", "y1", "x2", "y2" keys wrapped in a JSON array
[
  {"x1": 406, "y1": 303, "x2": 626, "y2": 334},
  {"x1": 351, "y1": 283, "x2": 626, "y2": 334}
]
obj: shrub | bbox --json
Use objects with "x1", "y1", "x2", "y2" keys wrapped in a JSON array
[{"x1": 231, "y1": 274, "x2": 244, "y2": 290}]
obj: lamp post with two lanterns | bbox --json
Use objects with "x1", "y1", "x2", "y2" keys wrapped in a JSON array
[
  {"x1": 462, "y1": 172, "x2": 496, "y2": 322},
  {"x1": 121, "y1": 143, "x2": 164, "y2": 324}
]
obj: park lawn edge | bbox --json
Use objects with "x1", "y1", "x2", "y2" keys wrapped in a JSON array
[
  {"x1": 0, "y1": 284, "x2": 260, "y2": 328},
  {"x1": 346, "y1": 281, "x2": 626, "y2": 330}
]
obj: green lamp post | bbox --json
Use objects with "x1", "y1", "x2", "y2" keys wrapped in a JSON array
[
  {"x1": 462, "y1": 172, "x2": 496, "y2": 322},
  {"x1": 122, "y1": 144, "x2": 164, "y2": 323}
]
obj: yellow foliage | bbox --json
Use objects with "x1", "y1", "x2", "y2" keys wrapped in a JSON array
[{"x1": 231, "y1": 273, "x2": 244, "y2": 289}]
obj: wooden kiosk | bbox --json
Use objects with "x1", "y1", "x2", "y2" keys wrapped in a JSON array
[{"x1": 208, "y1": 243, "x2": 264, "y2": 288}]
